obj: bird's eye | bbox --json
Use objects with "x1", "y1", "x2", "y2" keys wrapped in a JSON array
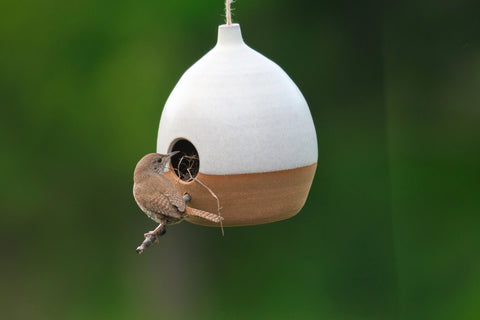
[{"x1": 157, "y1": 158, "x2": 162, "y2": 163}]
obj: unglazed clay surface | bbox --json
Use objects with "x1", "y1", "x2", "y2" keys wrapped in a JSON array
[{"x1": 164, "y1": 163, "x2": 317, "y2": 226}]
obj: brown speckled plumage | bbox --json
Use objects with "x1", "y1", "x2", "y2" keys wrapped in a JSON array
[{"x1": 133, "y1": 153, "x2": 222, "y2": 227}]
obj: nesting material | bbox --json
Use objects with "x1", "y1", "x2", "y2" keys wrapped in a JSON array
[{"x1": 172, "y1": 154, "x2": 199, "y2": 182}]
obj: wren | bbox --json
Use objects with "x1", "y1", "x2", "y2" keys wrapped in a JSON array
[{"x1": 133, "y1": 152, "x2": 222, "y2": 253}]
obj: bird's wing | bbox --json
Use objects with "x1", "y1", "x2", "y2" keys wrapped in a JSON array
[
  {"x1": 147, "y1": 193, "x2": 183, "y2": 219},
  {"x1": 166, "y1": 189, "x2": 186, "y2": 212},
  {"x1": 133, "y1": 176, "x2": 186, "y2": 219}
]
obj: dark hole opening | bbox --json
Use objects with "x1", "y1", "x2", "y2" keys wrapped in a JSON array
[{"x1": 170, "y1": 139, "x2": 199, "y2": 182}]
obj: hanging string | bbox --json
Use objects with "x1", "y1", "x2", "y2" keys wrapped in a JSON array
[{"x1": 225, "y1": 0, "x2": 233, "y2": 25}]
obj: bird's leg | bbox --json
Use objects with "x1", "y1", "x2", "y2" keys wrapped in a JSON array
[
  {"x1": 183, "y1": 193, "x2": 192, "y2": 203},
  {"x1": 144, "y1": 224, "x2": 167, "y2": 242},
  {"x1": 136, "y1": 223, "x2": 166, "y2": 254}
]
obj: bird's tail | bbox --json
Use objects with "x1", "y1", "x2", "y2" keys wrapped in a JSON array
[{"x1": 185, "y1": 206, "x2": 223, "y2": 223}]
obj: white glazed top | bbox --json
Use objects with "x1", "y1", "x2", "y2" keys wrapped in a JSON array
[{"x1": 157, "y1": 24, "x2": 317, "y2": 175}]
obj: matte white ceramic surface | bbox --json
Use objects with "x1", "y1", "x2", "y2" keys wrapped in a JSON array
[{"x1": 157, "y1": 24, "x2": 317, "y2": 175}]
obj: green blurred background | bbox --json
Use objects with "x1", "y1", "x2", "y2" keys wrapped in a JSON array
[{"x1": 1, "y1": 0, "x2": 479, "y2": 319}]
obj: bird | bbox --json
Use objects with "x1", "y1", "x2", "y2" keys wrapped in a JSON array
[{"x1": 133, "y1": 152, "x2": 223, "y2": 250}]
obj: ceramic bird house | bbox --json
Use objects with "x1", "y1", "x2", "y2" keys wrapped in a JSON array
[{"x1": 157, "y1": 23, "x2": 317, "y2": 226}]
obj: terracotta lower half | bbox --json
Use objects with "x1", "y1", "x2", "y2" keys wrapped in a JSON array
[{"x1": 164, "y1": 163, "x2": 317, "y2": 227}]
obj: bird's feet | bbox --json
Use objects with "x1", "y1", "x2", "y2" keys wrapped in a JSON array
[
  {"x1": 143, "y1": 232, "x2": 158, "y2": 243},
  {"x1": 144, "y1": 225, "x2": 167, "y2": 241},
  {"x1": 136, "y1": 224, "x2": 166, "y2": 254},
  {"x1": 143, "y1": 232, "x2": 159, "y2": 244}
]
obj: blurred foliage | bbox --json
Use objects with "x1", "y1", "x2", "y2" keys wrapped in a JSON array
[{"x1": 1, "y1": 0, "x2": 479, "y2": 319}]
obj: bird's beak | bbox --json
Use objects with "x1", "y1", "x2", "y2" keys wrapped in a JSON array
[
  {"x1": 163, "y1": 151, "x2": 179, "y2": 173},
  {"x1": 167, "y1": 150, "x2": 180, "y2": 158}
]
